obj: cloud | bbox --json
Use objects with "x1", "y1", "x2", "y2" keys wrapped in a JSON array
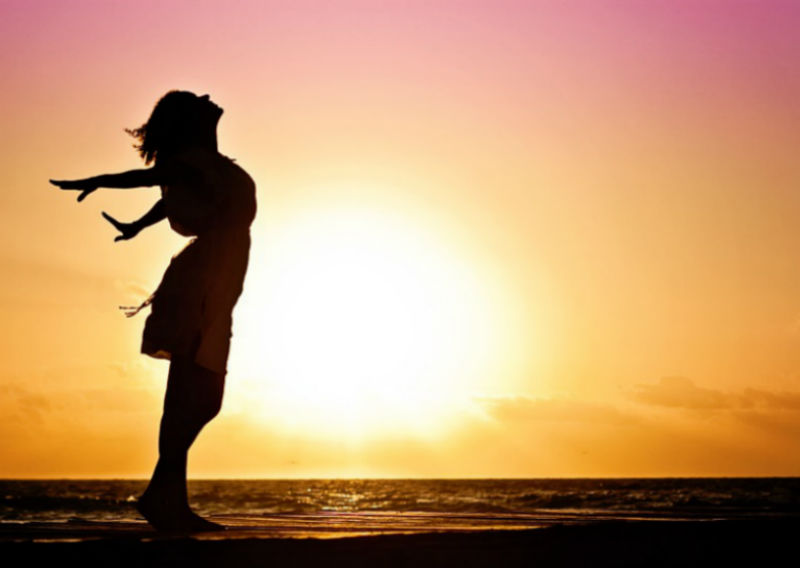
[
  {"x1": 476, "y1": 395, "x2": 633, "y2": 425},
  {"x1": 466, "y1": 382, "x2": 800, "y2": 476},
  {"x1": 632, "y1": 377, "x2": 800, "y2": 412},
  {"x1": 0, "y1": 361, "x2": 162, "y2": 435},
  {"x1": 0, "y1": 384, "x2": 51, "y2": 422},
  {"x1": 739, "y1": 388, "x2": 800, "y2": 410},
  {"x1": 633, "y1": 376, "x2": 731, "y2": 409}
]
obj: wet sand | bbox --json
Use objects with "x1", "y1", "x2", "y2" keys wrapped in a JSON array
[{"x1": 2, "y1": 517, "x2": 797, "y2": 567}]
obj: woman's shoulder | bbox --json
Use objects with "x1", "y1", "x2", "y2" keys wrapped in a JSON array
[
  {"x1": 158, "y1": 148, "x2": 223, "y2": 184},
  {"x1": 159, "y1": 149, "x2": 254, "y2": 199},
  {"x1": 173, "y1": 147, "x2": 220, "y2": 168}
]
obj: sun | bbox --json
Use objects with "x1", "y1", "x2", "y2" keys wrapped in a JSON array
[{"x1": 227, "y1": 202, "x2": 513, "y2": 441}]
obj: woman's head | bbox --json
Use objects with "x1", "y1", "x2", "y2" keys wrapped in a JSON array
[{"x1": 127, "y1": 91, "x2": 223, "y2": 164}]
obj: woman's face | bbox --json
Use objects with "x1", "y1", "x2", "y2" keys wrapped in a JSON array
[{"x1": 196, "y1": 94, "x2": 223, "y2": 125}]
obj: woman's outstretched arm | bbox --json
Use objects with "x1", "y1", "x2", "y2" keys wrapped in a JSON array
[
  {"x1": 50, "y1": 167, "x2": 162, "y2": 202},
  {"x1": 102, "y1": 199, "x2": 167, "y2": 242}
]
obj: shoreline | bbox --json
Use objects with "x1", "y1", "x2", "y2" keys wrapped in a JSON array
[{"x1": 3, "y1": 518, "x2": 798, "y2": 567}]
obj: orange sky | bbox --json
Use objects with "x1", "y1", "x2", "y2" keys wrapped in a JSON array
[{"x1": 2, "y1": 0, "x2": 800, "y2": 478}]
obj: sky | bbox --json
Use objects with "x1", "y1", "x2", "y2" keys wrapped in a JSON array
[{"x1": 1, "y1": 0, "x2": 800, "y2": 478}]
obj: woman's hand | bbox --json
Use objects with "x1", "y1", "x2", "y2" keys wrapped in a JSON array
[
  {"x1": 102, "y1": 211, "x2": 142, "y2": 242},
  {"x1": 50, "y1": 178, "x2": 98, "y2": 202}
]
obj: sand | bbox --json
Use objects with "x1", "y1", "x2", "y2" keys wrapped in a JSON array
[{"x1": 1, "y1": 517, "x2": 798, "y2": 567}]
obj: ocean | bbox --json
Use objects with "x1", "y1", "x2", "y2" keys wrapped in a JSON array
[{"x1": 2, "y1": 478, "x2": 798, "y2": 527}]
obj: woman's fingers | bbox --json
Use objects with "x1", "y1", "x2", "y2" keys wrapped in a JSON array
[
  {"x1": 50, "y1": 179, "x2": 75, "y2": 189},
  {"x1": 103, "y1": 212, "x2": 137, "y2": 242},
  {"x1": 51, "y1": 179, "x2": 96, "y2": 201},
  {"x1": 102, "y1": 211, "x2": 121, "y2": 227},
  {"x1": 77, "y1": 188, "x2": 96, "y2": 202}
]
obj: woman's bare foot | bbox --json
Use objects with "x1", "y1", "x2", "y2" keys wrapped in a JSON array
[
  {"x1": 137, "y1": 491, "x2": 224, "y2": 532},
  {"x1": 136, "y1": 490, "x2": 192, "y2": 532},
  {"x1": 136, "y1": 492, "x2": 182, "y2": 532},
  {"x1": 186, "y1": 511, "x2": 226, "y2": 532}
]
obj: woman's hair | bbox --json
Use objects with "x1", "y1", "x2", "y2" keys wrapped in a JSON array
[{"x1": 126, "y1": 90, "x2": 205, "y2": 165}]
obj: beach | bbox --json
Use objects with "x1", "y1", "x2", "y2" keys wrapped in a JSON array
[
  {"x1": 2, "y1": 516, "x2": 798, "y2": 567},
  {"x1": 2, "y1": 479, "x2": 798, "y2": 566}
]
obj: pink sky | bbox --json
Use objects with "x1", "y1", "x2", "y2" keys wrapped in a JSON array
[{"x1": 2, "y1": 1, "x2": 800, "y2": 477}]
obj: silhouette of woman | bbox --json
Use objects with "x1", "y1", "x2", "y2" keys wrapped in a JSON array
[{"x1": 51, "y1": 91, "x2": 256, "y2": 531}]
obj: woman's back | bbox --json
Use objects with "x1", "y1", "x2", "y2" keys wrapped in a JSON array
[{"x1": 160, "y1": 148, "x2": 256, "y2": 237}]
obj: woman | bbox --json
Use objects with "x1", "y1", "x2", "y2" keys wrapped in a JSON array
[{"x1": 51, "y1": 91, "x2": 257, "y2": 531}]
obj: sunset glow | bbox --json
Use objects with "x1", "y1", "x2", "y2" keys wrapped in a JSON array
[
  {"x1": 2, "y1": 0, "x2": 800, "y2": 478},
  {"x1": 231, "y1": 200, "x2": 512, "y2": 440}
]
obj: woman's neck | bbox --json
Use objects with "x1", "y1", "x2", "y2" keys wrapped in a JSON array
[{"x1": 198, "y1": 128, "x2": 218, "y2": 152}]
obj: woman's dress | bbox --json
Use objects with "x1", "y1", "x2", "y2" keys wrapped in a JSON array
[{"x1": 140, "y1": 149, "x2": 256, "y2": 374}]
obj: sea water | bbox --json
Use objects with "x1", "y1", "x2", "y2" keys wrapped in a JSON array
[{"x1": 2, "y1": 478, "x2": 798, "y2": 525}]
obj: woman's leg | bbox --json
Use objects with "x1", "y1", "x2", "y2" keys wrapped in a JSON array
[{"x1": 138, "y1": 355, "x2": 225, "y2": 531}]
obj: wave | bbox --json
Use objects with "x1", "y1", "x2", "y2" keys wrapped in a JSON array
[{"x1": 2, "y1": 478, "x2": 798, "y2": 523}]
